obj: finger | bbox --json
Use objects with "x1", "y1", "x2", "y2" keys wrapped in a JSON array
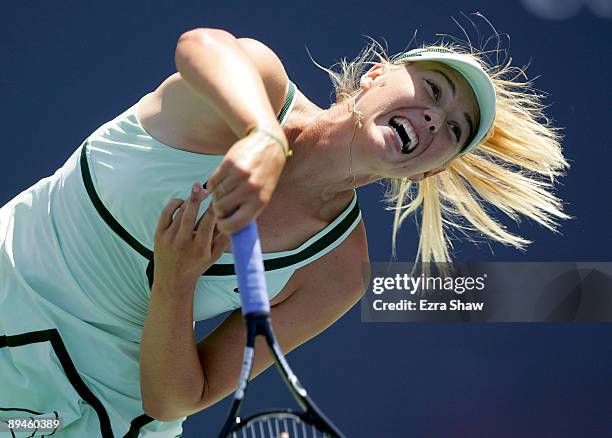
[
  {"x1": 206, "y1": 166, "x2": 229, "y2": 200},
  {"x1": 211, "y1": 223, "x2": 221, "y2": 241},
  {"x1": 168, "y1": 201, "x2": 186, "y2": 232},
  {"x1": 194, "y1": 205, "x2": 218, "y2": 247},
  {"x1": 216, "y1": 204, "x2": 256, "y2": 235},
  {"x1": 156, "y1": 198, "x2": 184, "y2": 235},
  {"x1": 206, "y1": 165, "x2": 224, "y2": 192},
  {"x1": 211, "y1": 178, "x2": 241, "y2": 203},
  {"x1": 194, "y1": 193, "x2": 225, "y2": 231},
  {"x1": 207, "y1": 162, "x2": 241, "y2": 198},
  {"x1": 211, "y1": 185, "x2": 244, "y2": 219},
  {"x1": 211, "y1": 232, "x2": 230, "y2": 259},
  {"x1": 178, "y1": 182, "x2": 209, "y2": 240}
]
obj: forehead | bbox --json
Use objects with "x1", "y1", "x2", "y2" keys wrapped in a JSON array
[{"x1": 394, "y1": 60, "x2": 480, "y2": 117}]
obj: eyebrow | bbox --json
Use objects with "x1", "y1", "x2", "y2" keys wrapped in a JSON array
[
  {"x1": 432, "y1": 69, "x2": 455, "y2": 97},
  {"x1": 431, "y1": 69, "x2": 476, "y2": 147}
]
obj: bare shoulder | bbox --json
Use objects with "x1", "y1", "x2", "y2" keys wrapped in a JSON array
[
  {"x1": 138, "y1": 33, "x2": 290, "y2": 154},
  {"x1": 283, "y1": 218, "x2": 371, "y2": 316}
]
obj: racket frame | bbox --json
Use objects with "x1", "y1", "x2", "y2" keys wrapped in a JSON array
[
  {"x1": 218, "y1": 222, "x2": 345, "y2": 438},
  {"x1": 217, "y1": 314, "x2": 345, "y2": 438}
]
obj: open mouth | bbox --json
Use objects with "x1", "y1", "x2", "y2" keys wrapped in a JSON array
[{"x1": 389, "y1": 116, "x2": 419, "y2": 154}]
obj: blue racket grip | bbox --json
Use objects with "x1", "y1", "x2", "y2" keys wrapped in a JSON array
[{"x1": 230, "y1": 221, "x2": 271, "y2": 315}]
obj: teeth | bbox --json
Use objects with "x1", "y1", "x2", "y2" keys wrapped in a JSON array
[
  {"x1": 391, "y1": 116, "x2": 419, "y2": 153},
  {"x1": 391, "y1": 126, "x2": 404, "y2": 150}
]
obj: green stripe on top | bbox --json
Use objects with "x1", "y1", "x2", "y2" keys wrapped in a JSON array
[
  {"x1": 201, "y1": 194, "x2": 360, "y2": 276},
  {"x1": 277, "y1": 80, "x2": 296, "y2": 126}
]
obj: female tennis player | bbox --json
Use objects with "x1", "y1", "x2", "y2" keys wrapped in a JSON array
[{"x1": 0, "y1": 26, "x2": 567, "y2": 437}]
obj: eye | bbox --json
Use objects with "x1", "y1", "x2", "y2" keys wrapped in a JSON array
[
  {"x1": 449, "y1": 123, "x2": 462, "y2": 142},
  {"x1": 425, "y1": 80, "x2": 440, "y2": 101}
]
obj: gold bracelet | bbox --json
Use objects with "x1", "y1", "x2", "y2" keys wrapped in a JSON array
[{"x1": 245, "y1": 126, "x2": 293, "y2": 158}]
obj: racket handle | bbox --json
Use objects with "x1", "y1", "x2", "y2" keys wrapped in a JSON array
[{"x1": 230, "y1": 221, "x2": 271, "y2": 316}]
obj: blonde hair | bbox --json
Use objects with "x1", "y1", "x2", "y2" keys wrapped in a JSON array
[{"x1": 309, "y1": 28, "x2": 569, "y2": 264}]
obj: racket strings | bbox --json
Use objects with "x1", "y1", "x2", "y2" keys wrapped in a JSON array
[{"x1": 232, "y1": 413, "x2": 331, "y2": 438}]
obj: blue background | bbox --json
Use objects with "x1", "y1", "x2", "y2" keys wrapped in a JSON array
[{"x1": 2, "y1": 0, "x2": 611, "y2": 436}]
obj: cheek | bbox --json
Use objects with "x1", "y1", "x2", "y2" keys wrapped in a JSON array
[
  {"x1": 424, "y1": 135, "x2": 458, "y2": 167},
  {"x1": 361, "y1": 123, "x2": 389, "y2": 157}
]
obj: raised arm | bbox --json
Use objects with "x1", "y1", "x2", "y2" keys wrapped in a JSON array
[
  {"x1": 175, "y1": 28, "x2": 287, "y2": 139},
  {"x1": 174, "y1": 28, "x2": 291, "y2": 233}
]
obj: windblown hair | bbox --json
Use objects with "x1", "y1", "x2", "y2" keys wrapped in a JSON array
[{"x1": 309, "y1": 24, "x2": 569, "y2": 264}]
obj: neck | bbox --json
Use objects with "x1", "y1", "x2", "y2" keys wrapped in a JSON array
[{"x1": 277, "y1": 96, "x2": 377, "y2": 204}]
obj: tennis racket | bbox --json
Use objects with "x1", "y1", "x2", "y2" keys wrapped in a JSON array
[{"x1": 218, "y1": 221, "x2": 345, "y2": 438}]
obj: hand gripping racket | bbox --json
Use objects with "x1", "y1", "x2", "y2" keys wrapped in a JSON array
[{"x1": 218, "y1": 221, "x2": 345, "y2": 438}]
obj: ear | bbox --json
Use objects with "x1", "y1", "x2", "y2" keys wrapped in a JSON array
[{"x1": 359, "y1": 62, "x2": 387, "y2": 90}]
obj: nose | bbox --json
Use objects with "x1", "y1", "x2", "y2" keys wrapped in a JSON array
[{"x1": 423, "y1": 108, "x2": 445, "y2": 134}]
